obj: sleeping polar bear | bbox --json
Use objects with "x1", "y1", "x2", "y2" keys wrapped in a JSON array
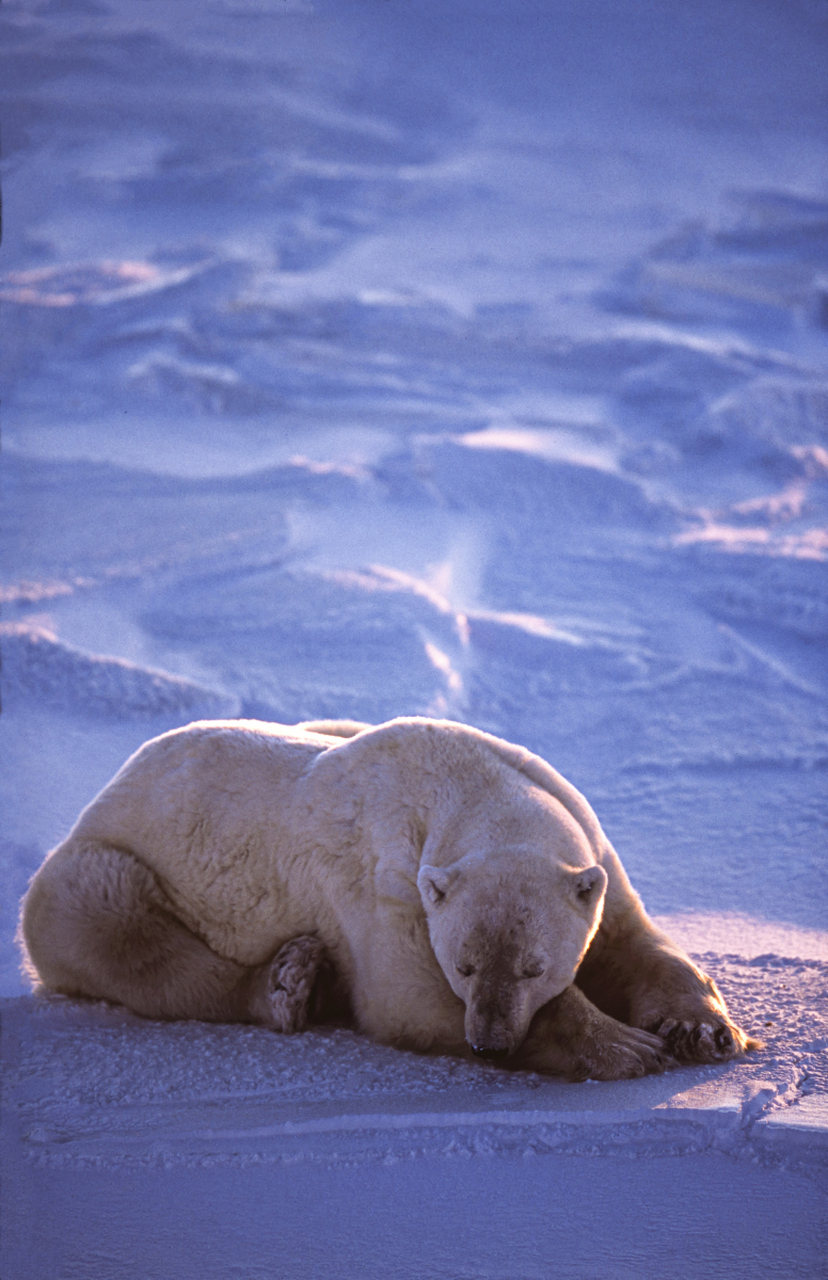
[{"x1": 20, "y1": 717, "x2": 758, "y2": 1080}]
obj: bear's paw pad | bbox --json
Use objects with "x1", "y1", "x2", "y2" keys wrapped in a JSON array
[{"x1": 263, "y1": 935, "x2": 329, "y2": 1034}]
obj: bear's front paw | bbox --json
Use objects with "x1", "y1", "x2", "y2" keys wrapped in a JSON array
[
  {"x1": 644, "y1": 1014, "x2": 761, "y2": 1064},
  {"x1": 517, "y1": 986, "x2": 677, "y2": 1081},
  {"x1": 569, "y1": 1023, "x2": 675, "y2": 1082}
]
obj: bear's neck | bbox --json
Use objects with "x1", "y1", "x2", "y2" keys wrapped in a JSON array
[{"x1": 308, "y1": 719, "x2": 522, "y2": 876}]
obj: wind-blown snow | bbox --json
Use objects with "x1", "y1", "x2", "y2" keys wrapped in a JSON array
[{"x1": 1, "y1": 2, "x2": 827, "y2": 1275}]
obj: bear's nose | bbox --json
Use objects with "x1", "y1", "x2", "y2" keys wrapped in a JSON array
[{"x1": 471, "y1": 1045, "x2": 510, "y2": 1060}]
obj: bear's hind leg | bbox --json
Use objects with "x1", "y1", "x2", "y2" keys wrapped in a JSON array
[{"x1": 21, "y1": 843, "x2": 260, "y2": 1025}]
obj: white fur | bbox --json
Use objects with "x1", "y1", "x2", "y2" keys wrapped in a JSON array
[
  {"x1": 22, "y1": 716, "x2": 756, "y2": 1074},
  {"x1": 23, "y1": 717, "x2": 615, "y2": 1052}
]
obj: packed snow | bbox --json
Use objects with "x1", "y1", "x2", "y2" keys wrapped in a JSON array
[{"x1": 1, "y1": 1, "x2": 827, "y2": 1276}]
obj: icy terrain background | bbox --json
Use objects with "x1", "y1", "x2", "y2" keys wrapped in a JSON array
[{"x1": 1, "y1": 0, "x2": 828, "y2": 999}]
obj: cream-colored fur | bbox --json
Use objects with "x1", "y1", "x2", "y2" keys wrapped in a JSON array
[{"x1": 20, "y1": 717, "x2": 758, "y2": 1078}]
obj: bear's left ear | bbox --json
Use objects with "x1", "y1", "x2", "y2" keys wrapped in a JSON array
[
  {"x1": 417, "y1": 864, "x2": 455, "y2": 907},
  {"x1": 570, "y1": 864, "x2": 607, "y2": 911}
]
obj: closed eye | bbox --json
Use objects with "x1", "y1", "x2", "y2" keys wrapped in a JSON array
[
  {"x1": 521, "y1": 964, "x2": 545, "y2": 979},
  {"x1": 456, "y1": 963, "x2": 476, "y2": 977}
]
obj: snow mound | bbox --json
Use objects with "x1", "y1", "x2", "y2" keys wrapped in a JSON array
[
  {"x1": 692, "y1": 552, "x2": 828, "y2": 640},
  {"x1": 610, "y1": 192, "x2": 828, "y2": 327},
  {"x1": 0, "y1": 260, "x2": 207, "y2": 308},
  {"x1": 142, "y1": 564, "x2": 466, "y2": 723},
  {"x1": 426, "y1": 440, "x2": 675, "y2": 535},
  {"x1": 0, "y1": 622, "x2": 238, "y2": 720},
  {"x1": 706, "y1": 378, "x2": 828, "y2": 454}
]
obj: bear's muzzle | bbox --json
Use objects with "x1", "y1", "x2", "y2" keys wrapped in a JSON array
[
  {"x1": 470, "y1": 1043, "x2": 511, "y2": 1060},
  {"x1": 464, "y1": 981, "x2": 522, "y2": 1058}
]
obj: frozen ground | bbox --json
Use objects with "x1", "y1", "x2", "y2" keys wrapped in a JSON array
[
  {"x1": 3, "y1": 932, "x2": 828, "y2": 1279},
  {"x1": 1, "y1": 1, "x2": 827, "y2": 1276}
]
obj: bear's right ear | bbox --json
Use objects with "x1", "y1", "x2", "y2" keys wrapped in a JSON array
[{"x1": 417, "y1": 864, "x2": 454, "y2": 907}]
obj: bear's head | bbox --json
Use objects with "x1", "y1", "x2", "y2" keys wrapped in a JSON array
[{"x1": 417, "y1": 849, "x2": 607, "y2": 1058}]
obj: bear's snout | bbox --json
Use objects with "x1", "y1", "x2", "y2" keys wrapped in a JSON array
[
  {"x1": 465, "y1": 1010, "x2": 519, "y2": 1057},
  {"x1": 464, "y1": 978, "x2": 523, "y2": 1058}
]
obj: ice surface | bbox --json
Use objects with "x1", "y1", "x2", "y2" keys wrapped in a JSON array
[
  {"x1": 1, "y1": 1, "x2": 827, "y2": 1274},
  {"x1": 3, "y1": 949, "x2": 827, "y2": 1278}
]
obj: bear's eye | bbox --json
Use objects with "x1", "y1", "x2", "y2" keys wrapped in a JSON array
[
  {"x1": 521, "y1": 963, "x2": 545, "y2": 979},
  {"x1": 456, "y1": 963, "x2": 476, "y2": 978}
]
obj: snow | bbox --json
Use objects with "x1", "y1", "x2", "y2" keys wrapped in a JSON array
[
  {"x1": 3, "y1": 954, "x2": 827, "y2": 1277},
  {"x1": 1, "y1": 0, "x2": 827, "y2": 1274}
]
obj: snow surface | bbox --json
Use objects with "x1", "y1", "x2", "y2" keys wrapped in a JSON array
[{"x1": 1, "y1": 1, "x2": 828, "y2": 1275}]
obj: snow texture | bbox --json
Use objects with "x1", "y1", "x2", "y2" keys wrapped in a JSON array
[
  {"x1": 6, "y1": 952, "x2": 827, "y2": 1168},
  {"x1": 1, "y1": 1, "x2": 827, "y2": 1275}
]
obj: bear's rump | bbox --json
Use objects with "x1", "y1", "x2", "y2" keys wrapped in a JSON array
[{"x1": 67, "y1": 724, "x2": 328, "y2": 965}]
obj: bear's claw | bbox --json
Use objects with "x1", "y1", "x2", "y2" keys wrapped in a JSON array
[
  {"x1": 715, "y1": 1026, "x2": 733, "y2": 1053},
  {"x1": 647, "y1": 1014, "x2": 758, "y2": 1063}
]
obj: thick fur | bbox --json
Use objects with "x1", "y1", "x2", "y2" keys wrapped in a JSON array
[{"x1": 20, "y1": 716, "x2": 759, "y2": 1079}]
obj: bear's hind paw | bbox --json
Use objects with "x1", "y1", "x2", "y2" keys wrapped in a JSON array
[{"x1": 250, "y1": 935, "x2": 332, "y2": 1034}]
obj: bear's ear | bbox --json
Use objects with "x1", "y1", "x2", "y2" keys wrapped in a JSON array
[
  {"x1": 417, "y1": 864, "x2": 454, "y2": 908},
  {"x1": 570, "y1": 864, "x2": 607, "y2": 910}
]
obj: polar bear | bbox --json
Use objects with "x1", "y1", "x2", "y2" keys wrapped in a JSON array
[{"x1": 20, "y1": 717, "x2": 757, "y2": 1080}]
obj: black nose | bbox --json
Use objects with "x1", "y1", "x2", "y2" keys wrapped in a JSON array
[{"x1": 471, "y1": 1045, "x2": 510, "y2": 1060}]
